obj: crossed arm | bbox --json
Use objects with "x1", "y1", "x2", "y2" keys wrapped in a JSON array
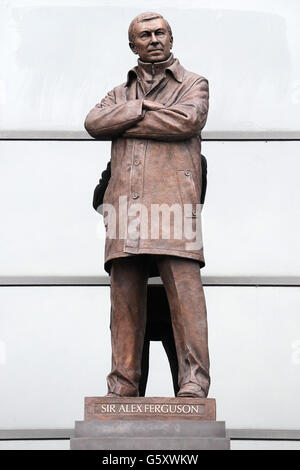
[{"x1": 84, "y1": 78, "x2": 209, "y2": 141}]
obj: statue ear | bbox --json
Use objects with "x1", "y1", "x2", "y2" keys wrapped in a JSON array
[{"x1": 129, "y1": 42, "x2": 138, "y2": 55}]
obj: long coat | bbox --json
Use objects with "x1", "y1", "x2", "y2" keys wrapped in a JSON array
[
  {"x1": 92, "y1": 154, "x2": 207, "y2": 212},
  {"x1": 85, "y1": 57, "x2": 209, "y2": 277}
]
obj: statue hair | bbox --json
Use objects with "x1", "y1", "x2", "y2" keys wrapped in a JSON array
[{"x1": 128, "y1": 12, "x2": 173, "y2": 43}]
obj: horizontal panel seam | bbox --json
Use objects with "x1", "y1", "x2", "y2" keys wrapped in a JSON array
[{"x1": 1, "y1": 428, "x2": 300, "y2": 441}]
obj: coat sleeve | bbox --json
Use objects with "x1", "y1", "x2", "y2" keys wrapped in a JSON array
[
  {"x1": 84, "y1": 88, "x2": 145, "y2": 140},
  {"x1": 122, "y1": 78, "x2": 209, "y2": 141}
]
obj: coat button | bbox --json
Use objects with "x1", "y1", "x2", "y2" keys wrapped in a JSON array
[
  {"x1": 192, "y1": 208, "x2": 197, "y2": 216},
  {"x1": 134, "y1": 159, "x2": 141, "y2": 165},
  {"x1": 184, "y1": 169, "x2": 191, "y2": 176},
  {"x1": 132, "y1": 192, "x2": 139, "y2": 199}
]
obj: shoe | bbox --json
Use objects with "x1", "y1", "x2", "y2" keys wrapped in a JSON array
[{"x1": 177, "y1": 382, "x2": 207, "y2": 398}]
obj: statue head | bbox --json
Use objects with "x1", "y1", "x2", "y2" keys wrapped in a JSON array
[{"x1": 128, "y1": 12, "x2": 173, "y2": 63}]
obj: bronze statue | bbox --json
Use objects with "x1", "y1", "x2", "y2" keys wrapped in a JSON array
[{"x1": 85, "y1": 12, "x2": 210, "y2": 398}]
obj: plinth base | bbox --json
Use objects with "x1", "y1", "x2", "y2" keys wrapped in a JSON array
[{"x1": 70, "y1": 397, "x2": 230, "y2": 450}]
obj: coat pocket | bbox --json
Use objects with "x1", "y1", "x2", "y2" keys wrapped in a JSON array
[
  {"x1": 176, "y1": 169, "x2": 203, "y2": 250},
  {"x1": 176, "y1": 169, "x2": 199, "y2": 218}
]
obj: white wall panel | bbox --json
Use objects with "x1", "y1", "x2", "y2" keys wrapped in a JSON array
[
  {"x1": 0, "y1": 140, "x2": 299, "y2": 278},
  {"x1": 207, "y1": 286, "x2": 300, "y2": 429},
  {"x1": 0, "y1": 285, "x2": 300, "y2": 429},
  {"x1": 0, "y1": 140, "x2": 108, "y2": 276},
  {"x1": 0, "y1": 286, "x2": 112, "y2": 429},
  {"x1": 202, "y1": 140, "x2": 300, "y2": 277},
  {"x1": 0, "y1": 0, "x2": 299, "y2": 138}
]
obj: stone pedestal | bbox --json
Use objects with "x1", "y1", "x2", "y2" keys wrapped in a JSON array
[{"x1": 70, "y1": 397, "x2": 230, "y2": 450}]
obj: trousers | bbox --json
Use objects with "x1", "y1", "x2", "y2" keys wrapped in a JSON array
[{"x1": 106, "y1": 254, "x2": 210, "y2": 396}]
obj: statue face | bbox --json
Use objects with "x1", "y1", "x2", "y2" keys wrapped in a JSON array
[{"x1": 130, "y1": 17, "x2": 173, "y2": 62}]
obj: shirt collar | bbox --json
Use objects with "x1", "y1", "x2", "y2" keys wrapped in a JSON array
[{"x1": 125, "y1": 54, "x2": 184, "y2": 86}]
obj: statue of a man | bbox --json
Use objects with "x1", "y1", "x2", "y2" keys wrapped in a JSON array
[{"x1": 85, "y1": 11, "x2": 210, "y2": 398}]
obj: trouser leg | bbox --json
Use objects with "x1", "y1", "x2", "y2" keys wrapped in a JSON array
[
  {"x1": 156, "y1": 255, "x2": 210, "y2": 396},
  {"x1": 106, "y1": 255, "x2": 148, "y2": 396}
]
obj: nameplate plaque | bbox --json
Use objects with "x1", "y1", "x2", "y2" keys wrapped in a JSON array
[{"x1": 85, "y1": 397, "x2": 216, "y2": 421}]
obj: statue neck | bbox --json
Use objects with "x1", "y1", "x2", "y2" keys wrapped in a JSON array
[
  {"x1": 137, "y1": 53, "x2": 174, "y2": 73},
  {"x1": 136, "y1": 53, "x2": 174, "y2": 93}
]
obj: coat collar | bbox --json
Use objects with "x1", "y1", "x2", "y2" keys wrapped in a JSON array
[{"x1": 125, "y1": 53, "x2": 185, "y2": 86}]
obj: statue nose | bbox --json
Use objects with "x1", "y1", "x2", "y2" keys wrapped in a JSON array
[{"x1": 150, "y1": 33, "x2": 159, "y2": 43}]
